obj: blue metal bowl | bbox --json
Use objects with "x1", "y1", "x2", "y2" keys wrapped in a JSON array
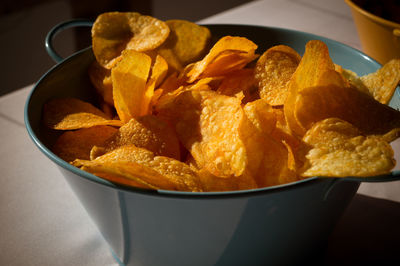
[{"x1": 25, "y1": 24, "x2": 396, "y2": 265}]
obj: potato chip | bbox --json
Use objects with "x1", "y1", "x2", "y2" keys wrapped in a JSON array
[
  {"x1": 243, "y1": 99, "x2": 277, "y2": 135},
  {"x1": 216, "y1": 68, "x2": 258, "y2": 103},
  {"x1": 269, "y1": 108, "x2": 301, "y2": 149},
  {"x1": 154, "y1": 79, "x2": 214, "y2": 112},
  {"x1": 284, "y1": 40, "x2": 336, "y2": 136},
  {"x1": 156, "y1": 20, "x2": 211, "y2": 68},
  {"x1": 185, "y1": 36, "x2": 258, "y2": 83},
  {"x1": 338, "y1": 68, "x2": 371, "y2": 95},
  {"x1": 197, "y1": 169, "x2": 257, "y2": 191},
  {"x1": 301, "y1": 118, "x2": 395, "y2": 177},
  {"x1": 111, "y1": 50, "x2": 152, "y2": 122},
  {"x1": 159, "y1": 89, "x2": 248, "y2": 177},
  {"x1": 242, "y1": 102, "x2": 297, "y2": 186},
  {"x1": 90, "y1": 115, "x2": 181, "y2": 160},
  {"x1": 255, "y1": 45, "x2": 301, "y2": 106},
  {"x1": 92, "y1": 12, "x2": 170, "y2": 68},
  {"x1": 294, "y1": 82, "x2": 400, "y2": 135},
  {"x1": 150, "y1": 54, "x2": 169, "y2": 88},
  {"x1": 359, "y1": 59, "x2": 400, "y2": 104},
  {"x1": 52, "y1": 126, "x2": 118, "y2": 162},
  {"x1": 94, "y1": 170, "x2": 160, "y2": 190},
  {"x1": 74, "y1": 145, "x2": 203, "y2": 191},
  {"x1": 200, "y1": 50, "x2": 258, "y2": 79},
  {"x1": 43, "y1": 98, "x2": 122, "y2": 130},
  {"x1": 76, "y1": 160, "x2": 173, "y2": 190}
]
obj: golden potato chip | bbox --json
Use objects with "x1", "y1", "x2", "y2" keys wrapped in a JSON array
[
  {"x1": 197, "y1": 169, "x2": 257, "y2": 191},
  {"x1": 43, "y1": 98, "x2": 122, "y2": 130},
  {"x1": 185, "y1": 36, "x2": 258, "y2": 83},
  {"x1": 216, "y1": 68, "x2": 258, "y2": 103},
  {"x1": 95, "y1": 171, "x2": 160, "y2": 189},
  {"x1": 301, "y1": 118, "x2": 395, "y2": 177},
  {"x1": 74, "y1": 145, "x2": 203, "y2": 191},
  {"x1": 156, "y1": 20, "x2": 211, "y2": 68},
  {"x1": 111, "y1": 50, "x2": 152, "y2": 122},
  {"x1": 155, "y1": 48, "x2": 184, "y2": 73},
  {"x1": 269, "y1": 108, "x2": 301, "y2": 149},
  {"x1": 339, "y1": 68, "x2": 371, "y2": 94},
  {"x1": 142, "y1": 79, "x2": 156, "y2": 116},
  {"x1": 159, "y1": 89, "x2": 248, "y2": 177},
  {"x1": 284, "y1": 40, "x2": 336, "y2": 136},
  {"x1": 359, "y1": 59, "x2": 400, "y2": 104},
  {"x1": 77, "y1": 160, "x2": 172, "y2": 190},
  {"x1": 90, "y1": 115, "x2": 181, "y2": 160},
  {"x1": 243, "y1": 99, "x2": 277, "y2": 135},
  {"x1": 150, "y1": 54, "x2": 169, "y2": 88},
  {"x1": 186, "y1": 147, "x2": 257, "y2": 191},
  {"x1": 154, "y1": 78, "x2": 214, "y2": 112},
  {"x1": 282, "y1": 140, "x2": 297, "y2": 173},
  {"x1": 157, "y1": 72, "x2": 181, "y2": 95},
  {"x1": 200, "y1": 50, "x2": 258, "y2": 80},
  {"x1": 91, "y1": 12, "x2": 170, "y2": 68},
  {"x1": 294, "y1": 82, "x2": 400, "y2": 135},
  {"x1": 52, "y1": 126, "x2": 118, "y2": 162},
  {"x1": 241, "y1": 102, "x2": 297, "y2": 187},
  {"x1": 255, "y1": 45, "x2": 301, "y2": 106}
]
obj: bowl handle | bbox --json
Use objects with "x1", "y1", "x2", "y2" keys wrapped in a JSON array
[{"x1": 45, "y1": 19, "x2": 93, "y2": 63}]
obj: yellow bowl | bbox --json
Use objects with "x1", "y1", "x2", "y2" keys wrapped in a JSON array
[{"x1": 345, "y1": 0, "x2": 400, "y2": 64}]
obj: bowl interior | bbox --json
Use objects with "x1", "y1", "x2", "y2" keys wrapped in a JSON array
[{"x1": 25, "y1": 24, "x2": 397, "y2": 195}]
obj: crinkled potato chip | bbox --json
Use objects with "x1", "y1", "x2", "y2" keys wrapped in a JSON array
[
  {"x1": 359, "y1": 59, "x2": 400, "y2": 104},
  {"x1": 74, "y1": 145, "x2": 203, "y2": 191},
  {"x1": 52, "y1": 126, "x2": 118, "y2": 162},
  {"x1": 197, "y1": 169, "x2": 257, "y2": 191},
  {"x1": 338, "y1": 59, "x2": 400, "y2": 104},
  {"x1": 200, "y1": 50, "x2": 258, "y2": 80},
  {"x1": 159, "y1": 89, "x2": 248, "y2": 177},
  {"x1": 155, "y1": 78, "x2": 214, "y2": 113},
  {"x1": 294, "y1": 82, "x2": 400, "y2": 135},
  {"x1": 150, "y1": 54, "x2": 169, "y2": 88},
  {"x1": 185, "y1": 36, "x2": 258, "y2": 83},
  {"x1": 243, "y1": 99, "x2": 277, "y2": 135},
  {"x1": 77, "y1": 160, "x2": 174, "y2": 190},
  {"x1": 284, "y1": 40, "x2": 336, "y2": 137},
  {"x1": 301, "y1": 118, "x2": 395, "y2": 177},
  {"x1": 92, "y1": 12, "x2": 170, "y2": 68},
  {"x1": 156, "y1": 20, "x2": 211, "y2": 68},
  {"x1": 43, "y1": 98, "x2": 122, "y2": 130},
  {"x1": 90, "y1": 115, "x2": 180, "y2": 160},
  {"x1": 255, "y1": 45, "x2": 301, "y2": 106},
  {"x1": 216, "y1": 68, "x2": 258, "y2": 103},
  {"x1": 242, "y1": 101, "x2": 298, "y2": 187},
  {"x1": 112, "y1": 50, "x2": 152, "y2": 122}
]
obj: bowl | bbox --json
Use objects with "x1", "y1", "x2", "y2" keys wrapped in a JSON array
[
  {"x1": 25, "y1": 23, "x2": 398, "y2": 265},
  {"x1": 345, "y1": 0, "x2": 400, "y2": 64}
]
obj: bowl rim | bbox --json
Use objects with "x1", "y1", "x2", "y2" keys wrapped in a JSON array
[
  {"x1": 25, "y1": 23, "x2": 387, "y2": 198},
  {"x1": 345, "y1": 0, "x2": 400, "y2": 29}
]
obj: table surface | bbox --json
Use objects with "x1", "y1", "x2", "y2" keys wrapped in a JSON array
[{"x1": 2, "y1": 0, "x2": 400, "y2": 265}]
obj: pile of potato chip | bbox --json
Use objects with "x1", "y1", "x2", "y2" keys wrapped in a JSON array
[{"x1": 42, "y1": 12, "x2": 400, "y2": 192}]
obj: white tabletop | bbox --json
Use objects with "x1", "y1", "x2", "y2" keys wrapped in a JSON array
[{"x1": 1, "y1": 0, "x2": 400, "y2": 265}]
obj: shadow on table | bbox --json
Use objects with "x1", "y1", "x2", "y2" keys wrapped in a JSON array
[{"x1": 323, "y1": 194, "x2": 400, "y2": 265}]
